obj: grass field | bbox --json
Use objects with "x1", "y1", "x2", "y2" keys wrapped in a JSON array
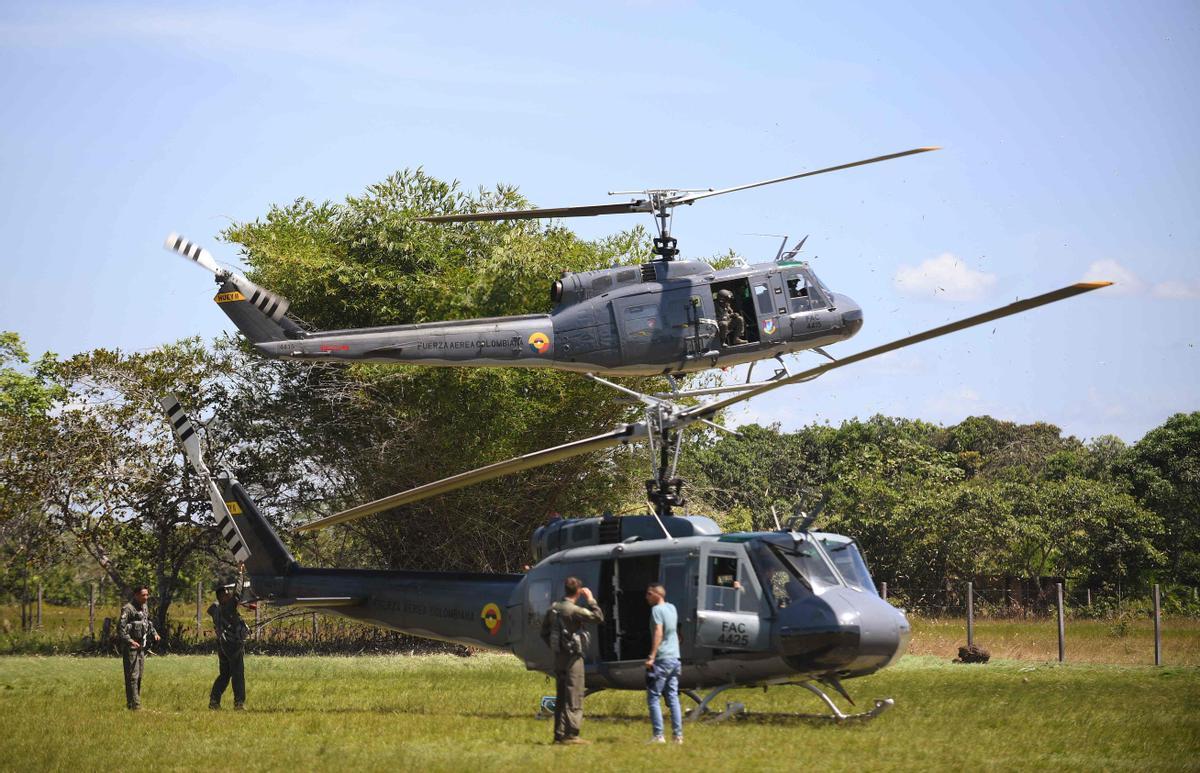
[{"x1": 0, "y1": 653, "x2": 1196, "y2": 771}]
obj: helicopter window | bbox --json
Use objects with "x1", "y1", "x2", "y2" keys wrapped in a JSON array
[
  {"x1": 705, "y1": 555, "x2": 742, "y2": 611},
  {"x1": 819, "y1": 538, "x2": 877, "y2": 594},
  {"x1": 527, "y1": 579, "x2": 554, "y2": 635},
  {"x1": 809, "y1": 273, "x2": 833, "y2": 301},
  {"x1": 778, "y1": 539, "x2": 842, "y2": 591},
  {"x1": 754, "y1": 284, "x2": 773, "y2": 315},
  {"x1": 787, "y1": 277, "x2": 808, "y2": 299},
  {"x1": 708, "y1": 556, "x2": 739, "y2": 588},
  {"x1": 745, "y1": 541, "x2": 810, "y2": 609}
]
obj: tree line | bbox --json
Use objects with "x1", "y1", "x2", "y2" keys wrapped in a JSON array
[{"x1": 1, "y1": 169, "x2": 1195, "y2": 633}]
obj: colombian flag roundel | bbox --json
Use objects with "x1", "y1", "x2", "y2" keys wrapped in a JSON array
[
  {"x1": 481, "y1": 603, "x2": 502, "y2": 635},
  {"x1": 528, "y1": 332, "x2": 550, "y2": 354}
]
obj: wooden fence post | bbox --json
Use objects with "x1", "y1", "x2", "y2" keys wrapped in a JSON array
[
  {"x1": 196, "y1": 581, "x2": 203, "y2": 639},
  {"x1": 311, "y1": 613, "x2": 318, "y2": 641},
  {"x1": 881, "y1": 581, "x2": 888, "y2": 601},
  {"x1": 1153, "y1": 584, "x2": 1162, "y2": 666},
  {"x1": 966, "y1": 581, "x2": 974, "y2": 647},
  {"x1": 89, "y1": 583, "x2": 96, "y2": 640},
  {"x1": 1056, "y1": 582, "x2": 1065, "y2": 663}
]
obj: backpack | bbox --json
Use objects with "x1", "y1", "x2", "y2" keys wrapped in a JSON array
[{"x1": 547, "y1": 605, "x2": 588, "y2": 656}]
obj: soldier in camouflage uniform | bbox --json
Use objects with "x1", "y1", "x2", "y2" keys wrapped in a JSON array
[
  {"x1": 118, "y1": 585, "x2": 160, "y2": 710},
  {"x1": 540, "y1": 576, "x2": 604, "y2": 745},
  {"x1": 208, "y1": 581, "x2": 251, "y2": 710}
]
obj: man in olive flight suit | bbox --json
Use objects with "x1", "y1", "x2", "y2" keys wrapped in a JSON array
[
  {"x1": 715, "y1": 289, "x2": 747, "y2": 346},
  {"x1": 540, "y1": 576, "x2": 604, "y2": 745},
  {"x1": 208, "y1": 581, "x2": 251, "y2": 710},
  {"x1": 118, "y1": 585, "x2": 160, "y2": 710}
]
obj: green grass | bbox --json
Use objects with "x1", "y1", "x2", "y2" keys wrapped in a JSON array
[
  {"x1": 0, "y1": 654, "x2": 1196, "y2": 772},
  {"x1": 908, "y1": 616, "x2": 1200, "y2": 665}
]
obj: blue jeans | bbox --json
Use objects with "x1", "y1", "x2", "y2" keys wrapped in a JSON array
[{"x1": 646, "y1": 658, "x2": 682, "y2": 738}]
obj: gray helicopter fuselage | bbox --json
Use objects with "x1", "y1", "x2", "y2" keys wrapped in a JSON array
[
  {"x1": 248, "y1": 259, "x2": 863, "y2": 376},
  {"x1": 241, "y1": 512, "x2": 907, "y2": 692},
  {"x1": 510, "y1": 522, "x2": 909, "y2": 691}
]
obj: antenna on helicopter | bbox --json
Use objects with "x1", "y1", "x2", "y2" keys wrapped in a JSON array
[
  {"x1": 420, "y1": 147, "x2": 941, "y2": 262},
  {"x1": 787, "y1": 496, "x2": 826, "y2": 533},
  {"x1": 778, "y1": 235, "x2": 809, "y2": 262}
]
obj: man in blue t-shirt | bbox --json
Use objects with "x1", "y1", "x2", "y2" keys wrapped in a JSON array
[{"x1": 644, "y1": 583, "x2": 683, "y2": 744}]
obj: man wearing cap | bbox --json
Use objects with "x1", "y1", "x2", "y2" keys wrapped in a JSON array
[{"x1": 208, "y1": 581, "x2": 251, "y2": 710}]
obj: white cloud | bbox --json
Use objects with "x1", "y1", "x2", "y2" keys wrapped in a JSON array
[
  {"x1": 1151, "y1": 279, "x2": 1200, "y2": 300},
  {"x1": 1082, "y1": 259, "x2": 1144, "y2": 296},
  {"x1": 893, "y1": 253, "x2": 997, "y2": 301}
]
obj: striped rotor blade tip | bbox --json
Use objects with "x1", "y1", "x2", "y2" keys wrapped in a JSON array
[
  {"x1": 229, "y1": 276, "x2": 291, "y2": 322},
  {"x1": 212, "y1": 495, "x2": 251, "y2": 563},
  {"x1": 163, "y1": 232, "x2": 221, "y2": 274},
  {"x1": 159, "y1": 394, "x2": 203, "y2": 469}
]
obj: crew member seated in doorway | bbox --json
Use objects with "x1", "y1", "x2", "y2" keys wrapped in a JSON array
[{"x1": 715, "y1": 289, "x2": 747, "y2": 346}]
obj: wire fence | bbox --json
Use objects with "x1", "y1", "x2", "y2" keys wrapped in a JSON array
[
  {"x1": 4, "y1": 579, "x2": 1198, "y2": 664},
  {"x1": 878, "y1": 582, "x2": 1199, "y2": 619}
]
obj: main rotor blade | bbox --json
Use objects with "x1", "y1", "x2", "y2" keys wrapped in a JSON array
[
  {"x1": 420, "y1": 200, "x2": 652, "y2": 223},
  {"x1": 296, "y1": 425, "x2": 644, "y2": 532},
  {"x1": 672, "y1": 147, "x2": 941, "y2": 205},
  {"x1": 684, "y1": 281, "x2": 1111, "y2": 422}
]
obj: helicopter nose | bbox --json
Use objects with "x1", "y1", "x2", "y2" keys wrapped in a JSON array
[
  {"x1": 777, "y1": 589, "x2": 908, "y2": 677},
  {"x1": 852, "y1": 594, "x2": 910, "y2": 673},
  {"x1": 836, "y1": 295, "x2": 864, "y2": 339}
]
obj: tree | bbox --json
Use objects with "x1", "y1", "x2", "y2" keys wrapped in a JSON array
[
  {"x1": 1118, "y1": 412, "x2": 1200, "y2": 585},
  {"x1": 0, "y1": 332, "x2": 68, "y2": 628},
  {"x1": 221, "y1": 168, "x2": 660, "y2": 571}
]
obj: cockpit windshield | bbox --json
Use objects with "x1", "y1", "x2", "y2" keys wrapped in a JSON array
[
  {"x1": 778, "y1": 536, "x2": 842, "y2": 591},
  {"x1": 746, "y1": 536, "x2": 843, "y2": 609},
  {"x1": 818, "y1": 536, "x2": 877, "y2": 594}
]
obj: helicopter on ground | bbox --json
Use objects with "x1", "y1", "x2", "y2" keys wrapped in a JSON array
[
  {"x1": 159, "y1": 271, "x2": 1108, "y2": 721},
  {"x1": 165, "y1": 147, "x2": 946, "y2": 387},
  {"x1": 162, "y1": 392, "x2": 909, "y2": 721}
]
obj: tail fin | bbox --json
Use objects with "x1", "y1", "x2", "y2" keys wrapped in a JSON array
[
  {"x1": 159, "y1": 395, "x2": 297, "y2": 576},
  {"x1": 163, "y1": 233, "x2": 305, "y2": 344}
]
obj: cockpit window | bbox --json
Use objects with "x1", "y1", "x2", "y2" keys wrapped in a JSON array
[
  {"x1": 819, "y1": 537, "x2": 878, "y2": 594},
  {"x1": 745, "y1": 541, "x2": 810, "y2": 609},
  {"x1": 786, "y1": 277, "x2": 808, "y2": 298},
  {"x1": 807, "y1": 271, "x2": 833, "y2": 305},
  {"x1": 776, "y1": 538, "x2": 842, "y2": 591}
]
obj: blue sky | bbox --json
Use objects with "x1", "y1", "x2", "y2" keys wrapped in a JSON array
[{"x1": 1, "y1": 1, "x2": 1196, "y2": 442}]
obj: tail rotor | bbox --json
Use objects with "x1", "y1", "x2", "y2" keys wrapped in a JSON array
[{"x1": 163, "y1": 233, "x2": 292, "y2": 324}]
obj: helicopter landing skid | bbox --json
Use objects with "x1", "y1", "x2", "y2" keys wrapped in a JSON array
[
  {"x1": 683, "y1": 684, "x2": 746, "y2": 723},
  {"x1": 683, "y1": 681, "x2": 894, "y2": 723},
  {"x1": 788, "y1": 681, "x2": 894, "y2": 722}
]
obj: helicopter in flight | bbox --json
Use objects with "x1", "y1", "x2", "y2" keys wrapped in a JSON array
[{"x1": 165, "y1": 147, "x2": 945, "y2": 385}]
